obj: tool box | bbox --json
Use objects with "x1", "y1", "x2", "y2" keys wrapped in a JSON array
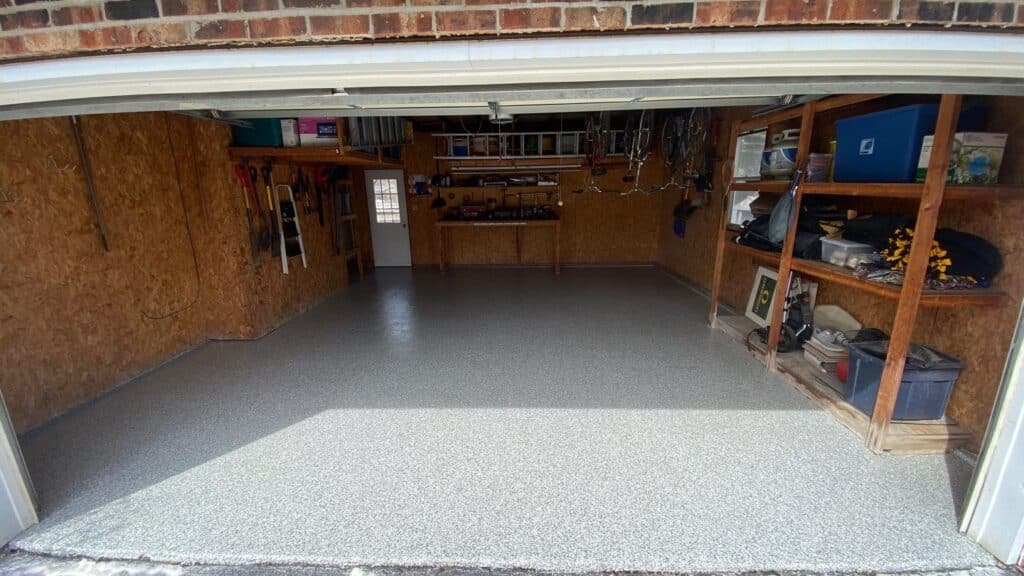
[{"x1": 833, "y1": 104, "x2": 938, "y2": 182}]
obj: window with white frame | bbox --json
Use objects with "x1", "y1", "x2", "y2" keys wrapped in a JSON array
[{"x1": 372, "y1": 178, "x2": 401, "y2": 224}]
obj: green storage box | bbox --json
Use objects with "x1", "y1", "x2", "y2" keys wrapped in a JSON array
[{"x1": 232, "y1": 119, "x2": 284, "y2": 147}]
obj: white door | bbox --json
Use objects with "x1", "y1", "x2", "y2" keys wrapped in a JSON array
[
  {"x1": 364, "y1": 170, "x2": 411, "y2": 267},
  {"x1": 962, "y1": 300, "x2": 1024, "y2": 565},
  {"x1": 0, "y1": 390, "x2": 37, "y2": 544}
]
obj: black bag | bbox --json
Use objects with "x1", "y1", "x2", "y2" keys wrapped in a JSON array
[{"x1": 935, "y1": 228, "x2": 1003, "y2": 283}]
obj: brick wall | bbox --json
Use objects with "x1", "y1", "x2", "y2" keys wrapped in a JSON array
[{"x1": 0, "y1": 0, "x2": 1021, "y2": 62}]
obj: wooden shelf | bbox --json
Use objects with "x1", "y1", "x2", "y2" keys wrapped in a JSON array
[
  {"x1": 227, "y1": 146, "x2": 402, "y2": 168},
  {"x1": 724, "y1": 241, "x2": 781, "y2": 264},
  {"x1": 443, "y1": 185, "x2": 559, "y2": 194},
  {"x1": 729, "y1": 180, "x2": 791, "y2": 193},
  {"x1": 801, "y1": 182, "x2": 1024, "y2": 200},
  {"x1": 791, "y1": 258, "x2": 1006, "y2": 308},
  {"x1": 715, "y1": 314, "x2": 972, "y2": 454},
  {"x1": 738, "y1": 94, "x2": 886, "y2": 132}
]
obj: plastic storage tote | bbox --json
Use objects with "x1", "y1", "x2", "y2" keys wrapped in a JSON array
[
  {"x1": 821, "y1": 237, "x2": 875, "y2": 268},
  {"x1": 232, "y1": 119, "x2": 284, "y2": 147},
  {"x1": 833, "y1": 104, "x2": 939, "y2": 183},
  {"x1": 844, "y1": 341, "x2": 962, "y2": 420}
]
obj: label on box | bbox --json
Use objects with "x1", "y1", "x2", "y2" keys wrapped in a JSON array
[{"x1": 298, "y1": 117, "x2": 339, "y2": 147}]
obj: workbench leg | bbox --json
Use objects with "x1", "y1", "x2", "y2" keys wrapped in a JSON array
[
  {"x1": 554, "y1": 223, "x2": 561, "y2": 275},
  {"x1": 865, "y1": 94, "x2": 960, "y2": 454}
]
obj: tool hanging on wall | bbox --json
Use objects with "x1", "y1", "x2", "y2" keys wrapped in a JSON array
[
  {"x1": 261, "y1": 161, "x2": 281, "y2": 257},
  {"x1": 313, "y1": 165, "x2": 328, "y2": 226},
  {"x1": 326, "y1": 166, "x2": 349, "y2": 256},
  {"x1": 248, "y1": 164, "x2": 273, "y2": 250},
  {"x1": 233, "y1": 164, "x2": 262, "y2": 266},
  {"x1": 275, "y1": 183, "x2": 308, "y2": 274}
]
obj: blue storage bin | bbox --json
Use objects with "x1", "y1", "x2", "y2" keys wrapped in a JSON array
[
  {"x1": 833, "y1": 104, "x2": 938, "y2": 182},
  {"x1": 845, "y1": 341, "x2": 961, "y2": 420},
  {"x1": 232, "y1": 119, "x2": 284, "y2": 147}
]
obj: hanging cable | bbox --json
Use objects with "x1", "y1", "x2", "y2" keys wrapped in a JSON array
[{"x1": 139, "y1": 113, "x2": 202, "y2": 320}]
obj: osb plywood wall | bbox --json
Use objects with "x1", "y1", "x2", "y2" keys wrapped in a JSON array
[
  {"x1": 660, "y1": 99, "x2": 1024, "y2": 447},
  {"x1": 0, "y1": 112, "x2": 351, "y2": 433},
  {"x1": 403, "y1": 132, "x2": 666, "y2": 267}
]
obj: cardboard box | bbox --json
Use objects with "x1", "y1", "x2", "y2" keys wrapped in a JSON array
[
  {"x1": 916, "y1": 132, "x2": 1007, "y2": 184},
  {"x1": 298, "y1": 117, "x2": 339, "y2": 147}
]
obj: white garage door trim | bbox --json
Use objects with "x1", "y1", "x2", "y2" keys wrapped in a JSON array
[{"x1": 0, "y1": 30, "x2": 1023, "y2": 115}]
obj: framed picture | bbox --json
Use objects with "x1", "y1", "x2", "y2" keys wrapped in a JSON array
[{"x1": 746, "y1": 266, "x2": 778, "y2": 327}]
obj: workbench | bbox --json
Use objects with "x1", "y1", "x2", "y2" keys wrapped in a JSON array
[{"x1": 435, "y1": 219, "x2": 561, "y2": 274}]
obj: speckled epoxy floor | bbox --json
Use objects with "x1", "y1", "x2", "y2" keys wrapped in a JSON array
[{"x1": 12, "y1": 268, "x2": 992, "y2": 572}]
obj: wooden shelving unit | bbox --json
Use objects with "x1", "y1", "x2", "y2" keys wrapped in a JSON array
[
  {"x1": 724, "y1": 241, "x2": 781, "y2": 264},
  {"x1": 227, "y1": 146, "x2": 402, "y2": 169},
  {"x1": 709, "y1": 93, "x2": 1014, "y2": 454},
  {"x1": 790, "y1": 259, "x2": 1006, "y2": 308},
  {"x1": 443, "y1": 185, "x2": 559, "y2": 195},
  {"x1": 716, "y1": 314, "x2": 972, "y2": 454}
]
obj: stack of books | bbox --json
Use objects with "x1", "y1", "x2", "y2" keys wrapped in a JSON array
[{"x1": 803, "y1": 329, "x2": 848, "y2": 394}]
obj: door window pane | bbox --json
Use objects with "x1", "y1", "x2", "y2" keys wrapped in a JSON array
[{"x1": 373, "y1": 178, "x2": 401, "y2": 224}]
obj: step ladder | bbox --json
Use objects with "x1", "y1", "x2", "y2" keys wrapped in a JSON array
[{"x1": 275, "y1": 184, "x2": 307, "y2": 274}]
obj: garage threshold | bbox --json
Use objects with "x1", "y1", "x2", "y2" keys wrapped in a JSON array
[{"x1": 9, "y1": 269, "x2": 995, "y2": 573}]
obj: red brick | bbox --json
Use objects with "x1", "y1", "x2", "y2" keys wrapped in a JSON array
[
  {"x1": 192, "y1": 19, "x2": 247, "y2": 40},
  {"x1": 220, "y1": 0, "x2": 277, "y2": 12},
  {"x1": 248, "y1": 16, "x2": 306, "y2": 38},
  {"x1": 467, "y1": 0, "x2": 524, "y2": 4},
  {"x1": 898, "y1": 0, "x2": 955, "y2": 21},
  {"x1": 21, "y1": 29, "x2": 83, "y2": 53},
  {"x1": 0, "y1": 35, "x2": 27, "y2": 57},
  {"x1": 51, "y1": 6, "x2": 103, "y2": 27},
  {"x1": 411, "y1": 0, "x2": 458, "y2": 4},
  {"x1": 830, "y1": 0, "x2": 893, "y2": 20},
  {"x1": 436, "y1": 10, "x2": 496, "y2": 34},
  {"x1": 695, "y1": 1, "x2": 760, "y2": 25},
  {"x1": 956, "y1": 2, "x2": 1014, "y2": 23},
  {"x1": 309, "y1": 14, "x2": 369, "y2": 36},
  {"x1": 347, "y1": 0, "x2": 402, "y2": 6},
  {"x1": 563, "y1": 6, "x2": 625, "y2": 30},
  {"x1": 281, "y1": 0, "x2": 338, "y2": 7},
  {"x1": 161, "y1": 0, "x2": 218, "y2": 16},
  {"x1": 78, "y1": 26, "x2": 135, "y2": 49},
  {"x1": 630, "y1": 3, "x2": 695, "y2": 27},
  {"x1": 0, "y1": 9, "x2": 49, "y2": 31},
  {"x1": 372, "y1": 11, "x2": 432, "y2": 37},
  {"x1": 500, "y1": 7, "x2": 560, "y2": 30},
  {"x1": 762, "y1": 0, "x2": 828, "y2": 22},
  {"x1": 133, "y1": 22, "x2": 189, "y2": 44}
]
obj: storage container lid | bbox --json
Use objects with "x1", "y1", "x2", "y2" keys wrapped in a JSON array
[{"x1": 850, "y1": 341, "x2": 962, "y2": 370}]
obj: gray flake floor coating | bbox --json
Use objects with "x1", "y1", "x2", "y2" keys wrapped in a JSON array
[{"x1": 12, "y1": 268, "x2": 992, "y2": 573}]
